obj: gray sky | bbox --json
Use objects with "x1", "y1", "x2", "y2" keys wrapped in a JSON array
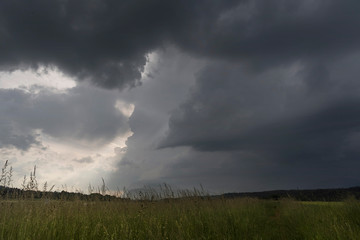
[{"x1": 0, "y1": 0, "x2": 360, "y2": 193}]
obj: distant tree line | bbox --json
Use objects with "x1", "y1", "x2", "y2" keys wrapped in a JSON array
[
  {"x1": 0, "y1": 186, "x2": 123, "y2": 201},
  {"x1": 220, "y1": 187, "x2": 360, "y2": 201}
]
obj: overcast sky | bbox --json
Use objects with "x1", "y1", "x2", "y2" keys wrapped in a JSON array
[{"x1": 0, "y1": 0, "x2": 360, "y2": 193}]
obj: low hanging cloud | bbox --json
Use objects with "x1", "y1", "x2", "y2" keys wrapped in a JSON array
[
  {"x1": 159, "y1": 0, "x2": 360, "y2": 160},
  {"x1": 2, "y1": 1, "x2": 358, "y2": 89},
  {"x1": 160, "y1": 51, "x2": 360, "y2": 168},
  {"x1": 0, "y1": 85, "x2": 130, "y2": 150},
  {"x1": 0, "y1": 0, "x2": 237, "y2": 89},
  {"x1": 0, "y1": 124, "x2": 40, "y2": 151},
  {"x1": 179, "y1": 0, "x2": 360, "y2": 63},
  {"x1": 109, "y1": 0, "x2": 360, "y2": 190},
  {"x1": 153, "y1": 50, "x2": 360, "y2": 190}
]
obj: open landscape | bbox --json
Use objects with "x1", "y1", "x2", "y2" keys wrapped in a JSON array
[
  {"x1": 1, "y1": 189, "x2": 360, "y2": 239},
  {"x1": 1, "y1": 162, "x2": 360, "y2": 239},
  {"x1": 1, "y1": 1, "x2": 360, "y2": 239}
]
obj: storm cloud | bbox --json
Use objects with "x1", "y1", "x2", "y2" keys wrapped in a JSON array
[
  {"x1": 109, "y1": 0, "x2": 360, "y2": 191},
  {"x1": 0, "y1": 0, "x2": 238, "y2": 89},
  {"x1": 159, "y1": 1, "x2": 360, "y2": 162},
  {"x1": 1, "y1": 0, "x2": 360, "y2": 191},
  {"x1": 157, "y1": 49, "x2": 360, "y2": 190},
  {"x1": 0, "y1": 85, "x2": 130, "y2": 150},
  {"x1": 2, "y1": 1, "x2": 359, "y2": 89}
]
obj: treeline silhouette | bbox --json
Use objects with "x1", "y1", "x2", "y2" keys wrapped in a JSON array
[
  {"x1": 0, "y1": 186, "x2": 120, "y2": 201},
  {"x1": 220, "y1": 187, "x2": 360, "y2": 201},
  {"x1": 2, "y1": 185, "x2": 360, "y2": 201}
]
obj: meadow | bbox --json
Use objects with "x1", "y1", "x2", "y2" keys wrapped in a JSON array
[
  {"x1": 1, "y1": 162, "x2": 360, "y2": 239},
  {"x1": 1, "y1": 196, "x2": 360, "y2": 240}
]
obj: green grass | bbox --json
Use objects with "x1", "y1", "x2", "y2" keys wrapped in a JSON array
[{"x1": 1, "y1": 197, "x2": 360, "y2": 240}]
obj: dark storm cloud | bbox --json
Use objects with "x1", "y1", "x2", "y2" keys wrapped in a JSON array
[
  {"x1": 0, "y1": 89, "x2": 41, "y2": 150},
  {"x1": 159, "y1": 50, "x2": 360, "y2": 189},
  {"x1": 0, "y1": 0, "x2": 238, "y2": 89},
  {"x1": 0, "y1": 124, "x2": 40, "y2": 151},
  {"x1": 2, "y1": 0, "x2": 358, "y2": 89},
  {"x1": 155, "y1": 0, "x2": 360, "y2": 190},
  {"x1": 2, "y1": 0, "x2": 360, "y2": 191},
  {"x1": 161, "y1": 57, "x2": 360, "y2": 152},
  {"x1": 178, "y1": 0, "x2": 360, "y2": 63},
  {"x1": 0, "y1": 85, "x2": 129, "y2": 150},
  {"x1": 159, "y1": 0, "x2": 360, "y2": 156}
]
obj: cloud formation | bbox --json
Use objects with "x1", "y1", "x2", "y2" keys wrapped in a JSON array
[
  {"x1": 163, "y1": 52, "x2": 360, "y2": 149},
  {"x1": 0, "y1": 0, "x2": 238, "y2": 89},
  {"x1": 1, "y1": 0, "x2": 360, "y2": 191},
  {"x1": 0, "y1": 85, "x2": 130, "y2": 150},
  {"x1": 110, "y1": 0, "x2": 360, "y2": 190},
  {"x1": 178, "y1": 0, "x2": 360, "y2": 63},
  {"x1": 160, "y1": 0, "x2": 360, "y2": 158},
  {"x1": 157, "y1": 50, "x2": 360, "y2": 190},
  {"x1": 3, "y1": 1, "x2": 357, "y2": 89}
]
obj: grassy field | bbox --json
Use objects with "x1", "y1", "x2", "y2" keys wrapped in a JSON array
[{"x1": 1, "y1": 197, "x2": 360, "y2": 240}]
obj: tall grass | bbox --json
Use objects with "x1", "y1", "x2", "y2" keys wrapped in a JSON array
[
  {"x1": 0, "y1": 197, "x2": 360, "y2": 239},
  {"x1": 1, "y1": 160, "x2": 360, "y2": 239},
  {"x1": 0, "y1": 160, "x2": 12, "y2": 188}
]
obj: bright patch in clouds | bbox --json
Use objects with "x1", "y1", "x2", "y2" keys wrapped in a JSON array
[
  {"x1": 141, "y1": 52, "x2": 159, "y2": 81},
  {"x1": 115, "y1": 100, "x2": 135, "y2": 118},
  {"x1": 0, "y1": 66, "x2": 76, "y2": 90},
  {"x1": 0, "y1": 66, "x2": 134, "y2": 191}
]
